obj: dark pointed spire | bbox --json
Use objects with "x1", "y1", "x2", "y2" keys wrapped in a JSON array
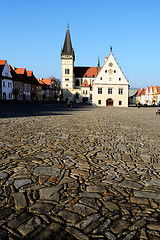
[
  {"x1": 110, "y1": 46, "x2": 112, "y2": 53},
  {"x1": 61, "y1": 26, "x2": 75, "y2": 59},
  {"x1": 98, "y1": 56, "x2": 100, "y2": 68}
]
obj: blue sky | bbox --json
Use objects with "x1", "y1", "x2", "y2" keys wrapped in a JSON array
[{"x1": 1, "y1": 0, "x2": 160, "y2": 88}]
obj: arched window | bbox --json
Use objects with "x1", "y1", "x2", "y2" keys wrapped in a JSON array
[{"x1": 75, "y1": 79, "x2": 80, "y2": 86}]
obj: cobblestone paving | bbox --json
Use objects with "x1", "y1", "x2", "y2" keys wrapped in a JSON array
[{"x1": 0, "y1": 105, "x2": 160, "y2": 240}]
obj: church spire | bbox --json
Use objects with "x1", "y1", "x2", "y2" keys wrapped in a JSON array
[{"x1": 61, "y1": 26, "x2": 75, "y2": 60}]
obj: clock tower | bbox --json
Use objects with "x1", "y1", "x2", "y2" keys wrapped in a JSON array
[{"x1": 61, "y1": 26, "x2": 75, "y2": 99}]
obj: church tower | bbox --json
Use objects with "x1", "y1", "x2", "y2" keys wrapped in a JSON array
[{"x1": 61, "y1": 26, "x2": 75, "y2": 98}]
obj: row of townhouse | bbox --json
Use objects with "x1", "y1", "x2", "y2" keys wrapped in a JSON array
[
  {"x1": 0, "y1": 60, "x2": 58, "y2": 101},
  {"x1": 136, "y1": 86, "x2": 160, "y2": 106}
]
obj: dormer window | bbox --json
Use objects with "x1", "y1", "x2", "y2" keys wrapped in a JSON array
[
  {"x1": 92, "y1": 75, "x2": 95, "y2": 77},
  {"x1": 85, "y1": 75, "x2": 87, "y2": 77}
]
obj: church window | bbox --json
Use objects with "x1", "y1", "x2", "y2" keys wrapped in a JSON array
[
  {"x1": 98, "y1": 88, "x2": 102, "y2": 94},
  {"x1": 108, "y1": 88, "x2": 112, "y2": 94},
  {"x1": 98, "y1": 100, "x2": 101, "y2": 104},
  {"x1": 114, "y1": 70, "x2": 116, "y2": 73},
  {"x1": 118, "y1": 88, "x2": 123, "y2": 95},
  {"x1": 100, "y1": 77, "x2": 102, "y2": 80},
  {"x1": 65, "y1": 69, "x2": 70, "y2": 74},
  {"x1": 119, "y1": 100, "x2": 122, "y2": 105},
  {"x1": 119, "y1": 78, "x2": 121, "y2": 81},
  {"x1": 105, "y1": 70, "x2": 107, "y2": 73},
  {"x1": 75, "y1": 79, "x2": 80, "y2": 86},
  {"x1": 66, "y1": 84, "x2": 68, "y2": 87}
]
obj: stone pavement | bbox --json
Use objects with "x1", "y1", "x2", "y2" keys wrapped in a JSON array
[{"x1": 0, "y1": 105, "x2": 160, "y2": 240}]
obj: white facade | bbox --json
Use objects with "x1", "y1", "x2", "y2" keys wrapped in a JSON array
[
  {"x1": 93, "y1": 52, "x2": 129, "y2": 107},
  {"x1": 1, "y1": 61, "x2": 13, "y2": 100}
]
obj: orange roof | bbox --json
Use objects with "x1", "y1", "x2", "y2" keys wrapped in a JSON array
[
  {"x1": 157, "y1": 86, "x2": 160, "y2": 94},
  {"x1": 42, "y1": 78, "x2": 51, "y2": 85},
  {"x1": 38, "y1": 80, "x2": 45, "y2": 85},
  {"x1": 0, "y1": 60, "x2": 6, "y2": 65},
  {"x1": 136, "y1": 88, "x2": 146, "y2": 96},
  {"x1": 27, "y1": 71, "x2": 33, "y2": 77},
  {"x1": 90, "y1": 85, "x2": 93, "y2": 91},
  {"x1": 81, "y1": 79, "x2": 89, "y2": 87},
  {"x1": 15, "y1": 68, "x2": 26, "y2": 74},
  {"x1": 83, "y1": 67, "x2": 102, "y2": 77}
]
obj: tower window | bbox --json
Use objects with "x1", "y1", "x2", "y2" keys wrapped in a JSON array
[
  {"x1": 98, "y1": 100, "x2": 101, "y2": 104},
  {"x1": 114, "y1": 70, "x2": 116, "y2": 73},
  {"x1": 119, "y1": 100, "x2": 122, "y2": 105},
  {"x1": 65, "y1": 69, "x2": 70, "y2": 74},
  {"x1": 119, "y1": 78, "x2": 121, "y2": 81},
  {"x1": 100, "y1": 77, "x2": 102, "y2": 80},
  {"x1": 65, "y1": 78, "x2": 69, "y2": 81},
  {"x1": 105, "y1": 70, "x2": 107, "y2": 73}
]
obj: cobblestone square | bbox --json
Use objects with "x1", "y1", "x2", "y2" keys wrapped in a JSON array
[{"x1": 0, "y1": 104, "x2": 160, "y2": 239}]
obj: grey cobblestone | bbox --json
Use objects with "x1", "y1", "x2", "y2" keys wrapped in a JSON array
[{"x1": 0, "y1": 105, "x2": 160, "y2": 239}]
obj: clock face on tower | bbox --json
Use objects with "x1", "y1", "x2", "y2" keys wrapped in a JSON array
[{"x1": 108, "y1": 62, "x2": 113, "y2": 67}]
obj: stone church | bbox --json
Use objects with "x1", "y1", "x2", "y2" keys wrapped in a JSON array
[{"x1": 61, "y1": 26, "x2": 129, "y2": 107}]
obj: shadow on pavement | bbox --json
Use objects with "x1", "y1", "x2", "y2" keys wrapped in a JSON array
[{"x1": 0, "y1": 102, "x2": 93, "y2": 118}]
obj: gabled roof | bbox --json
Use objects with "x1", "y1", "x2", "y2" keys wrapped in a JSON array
[
  {"x1": 42, "y1": 78, "x2": 51, "y2": 86},
  {"x1": 0, "y1": 60, "x2": 6, "y2": 66},
  {"x1": 27, "y1": 71, "x2": 33, "y2": 77},
  {"x1": 136, "y1": 88, "x2": 146, "y2": 96},
  {"x1": 81, "y1": 79, "x2": 89, "y2": 87},
  {"x1": 15, "y1": 68, "x2": 26, "y2": 75},
  {"x1": 74, "y1": 66, "x2": 101, "y2": 78}
]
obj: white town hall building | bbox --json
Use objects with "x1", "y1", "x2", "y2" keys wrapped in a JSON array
[{"x1": 61, "y1": 26, "x2": 129, "y2": 107}]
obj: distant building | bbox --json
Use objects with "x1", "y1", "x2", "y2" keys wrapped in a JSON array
[
  {"x1": 0, "y1": 60, "x2": 13, "y2": 100},
  {"x1": 61, "y1": 26, "x2": 129, "y2": 107},
  {"x1": 136, "y1": 86, "x2": 160, "y2": 106}
]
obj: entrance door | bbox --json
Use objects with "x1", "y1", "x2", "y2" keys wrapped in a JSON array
[{"x1": 106, "y1": 98, "x2": 113, "y2": 106}]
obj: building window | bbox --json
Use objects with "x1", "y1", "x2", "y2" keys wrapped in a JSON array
[
  {"x1": 83, "y1": 90, "x2": 85, "y2": 94},
  {"x1": 109, "y1": 77, "x2": 111, "y2": 81},
  {"x1": 3, "y1": 82, "x2": 5, "y2": 87},
  {"x1": 92, "y1": 75, "x2": 95, "y2": 77},
  {"x1": 105, "y1": 70, "x2": 107, "y2": 73},
  {"x1": 119, "y1": 100, "x2": 122, "y2": 105},
  {"x1": 98, "y1": 100, "x2": 101, "y2": 104},
  {"x1": 100, "y1": 77, "x2": 102, "y2": 80},
  {"x1": 119, "y1": 78, "x2": 121, "y2": 81},
  {"x1": 90, "y1": 94, "x2": 92, "y2": 100},
  {"x1": 98, "y1": 88, "x2": 102, "y2": 94},
  {"x1": 65, "y1": 78, "x2": 69, "y2": 81},
  {"x1": 75, "y1": 79, "x2": 80, "y2": 86},
  {"x1": 114, "y1": 70, "x2": 116, "y2": 73},
  {"x1": 108, "y1": 88, "x2": 112, "y2": 94},
  {"x1": 66, "y1": 84, "x2": 68, "y2": 87},
  {"x1": 65, "y1": 69, "x2": 69, "y2": 74},
  {"x1": 86, "y1": 90, "x2": 87, "y2": 94},
  {"x1": 118, "y1": 88, "x2": 123, "y2": 95},
  {"x1": 8, "y1": 82, "x2": 12, "y2": 88}
]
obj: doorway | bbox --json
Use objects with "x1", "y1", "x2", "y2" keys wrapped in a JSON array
[{"x1": 106, "y1": 98, "x2": 113, "y2": 106}]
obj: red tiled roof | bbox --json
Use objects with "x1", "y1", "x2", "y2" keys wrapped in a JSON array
[
  {"x1": 27, "y1": 71, "x2": 33, "y2": 77},
  {"x1": 15, "y1": 68, "x2": 26, "y2": 75},
  {"x1": 0, "y1": 60, "x2": 6, "y2": 65},
  {"x1": 74, "y1": 67, "x2": 101, "y2": 78},
  {"x1": 157, "y1": 86, "x2": 160, "y2": 94},
  {"x1": 90, "y1": 85, "x2": 93, "y2": 91},
  {"x1": 136, "y1": 88, "x2": 146, "y2": 96},
  {"x1": 81, "y1": 79, "x2": 89, "y2": 87},
  {"x1": 38, "y1": 80, "x2": 45, "y2": 85},
  {"x1": 42, "y1": 78, "x2": 51, "y2": 85}
]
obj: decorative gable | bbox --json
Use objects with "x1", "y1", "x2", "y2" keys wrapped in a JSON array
[{"x1": 94, "y1": 52, "x2": 129, "y2": 85}]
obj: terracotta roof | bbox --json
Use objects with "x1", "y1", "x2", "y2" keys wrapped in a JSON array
[
  {"x1": 81, "y1": 79, "x2": 89, "y2": 87},
  {"x1": 38, "y1": 80, "x2": 45, "y2": 85},
  {"x1": 42, "y1": 78, "x2": 51, "y2": 85},
  {"x1": 136, "y1": 88, "x2": 146, "y2": 96},
  {"x1": 90, "y1": 85, "x2": 93, "y2": 91},
  {"x1": 27, "y1": 71, "x2": 33, "y2": 77},
  {"x1": 15, "y1": 68, "x2": 26, "y2": 75},
  {"x1": 74, "y1": 67, "x2": 101, "y2": 78},
  {"x1": 0, "y1": 60, "x2": 6, "y2": 65},
  {"x1": 157, "y1": 86, "x2": 160, "y2": 94}
]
